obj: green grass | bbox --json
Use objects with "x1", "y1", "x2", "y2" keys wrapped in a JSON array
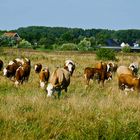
[{"x1": 0, "y1": 48, "x2": 140, "y2": 140}]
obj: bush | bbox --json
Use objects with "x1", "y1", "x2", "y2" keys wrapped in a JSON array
[
  {"x1": 77, "y1": 38, "x2": 91, "y2": 51},
  {"x1": 121, "y1": 46, "x2": 131, "y2": 53},
  {"x1": 16, "y1": 39, "x2": 32, "y2": 48},
  {"x1": 96, "y1": 48, "x2": 117, "y2": 60},
  {"x1": 60, "y1": 43, "x2": 78, "y2": 51}
]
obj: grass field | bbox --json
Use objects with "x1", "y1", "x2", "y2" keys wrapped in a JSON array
[{"x1": 0, "y1": 48, "x2": 140, "y2": 140}]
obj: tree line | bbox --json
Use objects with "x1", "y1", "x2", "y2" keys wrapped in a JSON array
[{"x1": 0, "y1": 26, "x2": 140, "y2": 51}]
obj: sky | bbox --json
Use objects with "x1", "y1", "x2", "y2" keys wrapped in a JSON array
[{"x1": 0, "y1": 0, "x2": 140, "y2": 30}]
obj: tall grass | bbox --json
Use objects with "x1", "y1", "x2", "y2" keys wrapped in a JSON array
[{"x1": 0, "y1": 48, "x2": 140, "y2": 139}]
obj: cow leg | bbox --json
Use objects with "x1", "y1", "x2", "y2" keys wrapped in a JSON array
[
  {"x1": 85, "y1": 79, "x2": 90, "y2": 85},
  {"x1": 118, "y1": 81, "x2": 125, "y2": 90},
  {"x1": 101, "y1": 80, "x2": 105, "y2": 86},
  {"x1": 65, "y1": 87, "x2": 67, "y2": 92},
  {"x1": 58, "y1": 90, "x2": 61, "y2": 99}
]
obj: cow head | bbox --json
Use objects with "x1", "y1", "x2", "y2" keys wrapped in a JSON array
[
  {"x1": 129, "y1": 63, "x2": 139, "y2": 75},
  {"x1": 3, "y1": 68, "x2": 12, "y2": 77},
  {"x1": 64, "y1": 62, "x2": 75, "y2": 76}
]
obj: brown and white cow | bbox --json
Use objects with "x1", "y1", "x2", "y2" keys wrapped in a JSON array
[
  {"x1": 15, "y1": 60, "x2": 31, "y2": 86},
  {"x1": 3, "y1": 58, "x2": 30, "y2": 79},
  {"x1": 46, "y1": 68, "x2": 71, "y2": 98},
  {"x1": 34, "y1": 63, "x2": 42, "y2": 73},
  {"x1": 39, "y1": 67, "x2": 50, "y2": 89},
  {"x1": 64, "y1": 59, "x2": 75, "y2": 76},
  {"x1": 0, "y1": 59, "x2": 3, "y2": 71}
]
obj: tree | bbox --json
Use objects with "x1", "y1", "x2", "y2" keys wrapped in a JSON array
[
  {"x1": 16, "y1": 39, "x2": 32, "y2": 48},
  {"x1": 78, "y1": 38, "x2": 91, "y2": 51}
]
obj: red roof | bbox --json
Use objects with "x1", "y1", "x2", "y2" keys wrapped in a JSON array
[{"x1": 3, "y1": 32, "x2": 19, "y2": 37}]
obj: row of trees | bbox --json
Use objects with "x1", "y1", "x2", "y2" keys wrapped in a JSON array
[{"x1": 0, "y1": 26, "x2": 140, "y2": 50}]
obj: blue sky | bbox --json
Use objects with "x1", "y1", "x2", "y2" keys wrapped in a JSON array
[{"x1": 0, "y1": 0, "x2": 140, "y2": 30}]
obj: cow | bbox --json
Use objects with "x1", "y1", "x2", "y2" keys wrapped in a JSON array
[
  {"x1": 84, "y1": 67, "x2": 112, "y2": 86},
  {"x1": 39, "y1": 67, "x2": 50, "y2": 89},
  {"x1": 64, "y1": 59, "x2": 75, "y2": 76},
  {"x1": 118, "y1": 73, "x2": 140, "y2": 92},
  {"x1": 3, "y1": 58, "x2": 30, "y2": 79},
  {"x1": 0, "y1": 59, "x2": 3, "y2": 71},
  {"x1": 90, "y1": 61, "x2": 112, "y2": 86},
  {"x1": 15, "y1": 60, "x2": 31, "y2": 86},
  {"x1": 46, "y1": 68, "x2": 71, "y2": 98},
  {"x1": 34, "y1": 63, "x2": 42, "y2": 73}
]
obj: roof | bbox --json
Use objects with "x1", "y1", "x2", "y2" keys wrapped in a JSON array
[{"x1": 3, "y1": 32, "x2": 19, "y2": 38}]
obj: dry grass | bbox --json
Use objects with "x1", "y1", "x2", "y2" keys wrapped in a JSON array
[{"x1": 0, "y1": 49, "x2": 140, "y2": 140}]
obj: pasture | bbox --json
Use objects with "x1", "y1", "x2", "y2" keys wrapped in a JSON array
[{"x1": 0, "y1": 48, "x2": 140, "y2": 140}]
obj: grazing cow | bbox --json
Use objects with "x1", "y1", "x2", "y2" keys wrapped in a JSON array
[
  {"x1": 129, "y1": 62, "x2": 139, "y2": 76},
  {"x1": 0, "y1": 59, "x2": 3, "y2": 71},
  {"x1": 91, "y1": 62, "x2": 112, "y2": 86},
  {"x1": 34, "y1": 63, "x2": 42, "y2": 73},
  {"x1": 15, "y1": 61, "x2": 31, "y2": 86},
  {"x1": 46, "y1": 68, "x2": 71, "y2": 98},
  {"x1": 116, "y1": 66, "x2": 134, "y2": 77},
  {"x1": 39, "y1": 67, "x2": 50, "y2": 88},
  {"x1": 118, "y1": 74, "x2": 140, "y2": 92},
  {"x1": 84, "y1": 67, "x2": 112, "y2": 86},
  {"x1": 64, "y1": 59, "x2": 75, "y2": 76},
  {"x1": 107, "y1": 62, "x2": 118, "y2": 73}
]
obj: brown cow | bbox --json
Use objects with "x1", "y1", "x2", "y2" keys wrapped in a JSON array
[
  {"x1": 46, "y1": 68, "x2": 71, "y2": 98},
  {"x1": 39, "y1": 67, "x2": 50, "y2": 88},
  {"x1": 88, "y1": 61, "x2": 112, "y2": 86},
  {"x1": 84, "y1": 67, "x2": 112, "y2": 86},
  {"x1": 118, "y1": 74, "x2": 140, "y2": 92}
]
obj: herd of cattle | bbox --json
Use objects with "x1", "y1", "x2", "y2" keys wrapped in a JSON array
[{"x1": 0, "y1": 57, "x2": 139, "y2": 97}]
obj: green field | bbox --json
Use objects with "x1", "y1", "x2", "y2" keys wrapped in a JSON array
[{"x1": 0, "y1": 48, "x2": 140, "y2": 140}]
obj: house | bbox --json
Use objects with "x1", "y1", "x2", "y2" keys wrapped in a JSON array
[
  {"x1": 120, "y1": 42, "x2": 130, "y2": 48},
  {"x1": 133, "y1": 43, "x2": 139, "y2": 48},
  {"x1": 3, "y1": 32, "x2": 21, "y2": 41}
]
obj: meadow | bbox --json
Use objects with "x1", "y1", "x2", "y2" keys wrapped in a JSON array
[{"x1": 0, "y1": 48, "x2": 140, "y2": 140}]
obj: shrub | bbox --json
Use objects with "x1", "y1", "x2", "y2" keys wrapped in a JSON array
[
  {"x1": 60, "y1": 43, "x2": 78, "y2": 51},
  {"x1": 16, "y1": 39, "x2": 32, "y2": 48},
  {"x1": 77, "y1": 38, "x2": 91, "y2": 51},
  {"x1": 96, "y1": 48, "x2": 117, "y2": 60},
  {"x1": 121, "y1": 46, "x2": 131, "y2": 53}
]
